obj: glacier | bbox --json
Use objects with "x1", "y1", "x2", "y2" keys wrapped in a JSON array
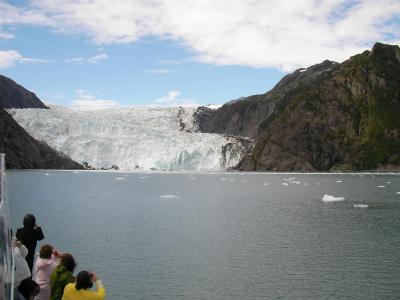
[{"x1": 8, "y1": 106, "x2": 253, "y2": 171}]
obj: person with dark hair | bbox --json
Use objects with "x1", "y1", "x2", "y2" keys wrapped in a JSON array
[
  {"x1": 17, "y1": 277, "x2": 40, "y2": 300},
  {"x1": 61, "y1": 271, "x2": 105, "y2": 300},
  {"x1": 34, "y1": 244, "x2": 61, "y2": 300},
  {"x1": 49, "y1": 253, "x2": 76, "y2": 300},
  {"x1": 16, "y1": 213, "x2": 44, "y2": 272}
]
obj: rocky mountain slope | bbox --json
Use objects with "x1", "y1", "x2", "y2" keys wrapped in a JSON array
[
  {"x1": 0, "y1": 75, "x2": 48, "y2": 108},
  {"x1": 0, "y1": 75, "x2": 82, "y2": 169},
  {"x1": 200, "y1": 43, "x2": 400, "y2": 171},
  {"x1": 0, "y1": 108, "x2": 83, "y2": 169}
]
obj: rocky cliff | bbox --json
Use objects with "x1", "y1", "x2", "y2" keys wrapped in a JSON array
[
  {"x1": 0, "y1": 75, "x2": 82, "y2": 169},
  {"x1": 0, "y1": 108, "x2": 83, "y2": 169},
  {"x1": 200, "y1": 43, "x2": 400, "y2": 171},
  {"x1": 0, "y1": 75, "x2": 49, "y2": 109}
]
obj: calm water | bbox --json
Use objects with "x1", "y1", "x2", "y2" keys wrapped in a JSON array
[{"x1": 7, "y1": 170, "x2": 400, "y2": 299}]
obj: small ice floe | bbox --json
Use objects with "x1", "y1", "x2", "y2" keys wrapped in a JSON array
[
  {"x1": 377, "y1": 185, "x2": 385, "y2": 188},
  {"x1": 282, "y1": 182, "x2": 289, "y2": 186},
  {"x1": 386, "y1": 181, "x2": 392, "y2": 184},
  {"x1": 160, "y1": 194, "x2": 178, "y2": 199},
  {"x1": 353, "y1": 204, "x2": 369, "y2": 208},
  {"x1": 336, "y1": 180, "x2": 342, "y2": 183},
  {"x1": 397, "y1": 192, "x2": 400, "y2": 195},
  {"x1": 220, "y1": 177, "x2": 227, "y2": 181},
  {"x1": 316, "y1": 182, "x2": 320, "y2": 186},
  {"x1": 44, "y1": 173, "x2": 51, "y2": 176},
  {"x1": 139, "y1": 176, "x2": 149, "y2": 179},
  {"x1": 263, "y1": 182, "x2": 269, "y2": 186},
  {"x1": 115, "y1": 177, "x2": 126, "y2": 180},
  {"x1": 322, "y1": 194, "x2": 345, "y2": 203}
]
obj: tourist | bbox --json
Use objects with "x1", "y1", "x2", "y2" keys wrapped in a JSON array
[
  {"x1": 34, "y1": 244, "x2": 61, "y2": 300},
  {"x1": 16, "y1": 214, "x2": 44, "y2": 272},
  {"x1": 13, "y1": 238, "x2": 40, "y2": 300},
  {"x1": 49, "y1": 253, "x2": 76, "y2": 300},
  {"x1": 61, "y1": 271, "x2": 105, "y2": 300}
]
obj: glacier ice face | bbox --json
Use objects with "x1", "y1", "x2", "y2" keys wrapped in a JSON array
[{"x1": 8, "y1": 106, "x2": 253, "y2": 171}]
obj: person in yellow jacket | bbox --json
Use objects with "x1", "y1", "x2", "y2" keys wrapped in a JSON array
[{"x1": 62, "y1": 271, "x2": 105, "y2": 300}]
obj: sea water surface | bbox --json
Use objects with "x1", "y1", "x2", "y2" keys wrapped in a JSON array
[{"x1": 7, "y1": 171, "x2": 400, "y2": 299}]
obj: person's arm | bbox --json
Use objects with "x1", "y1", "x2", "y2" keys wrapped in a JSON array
[
  {"x1": 18, "y1": 244, "x2": 28, "y2": 258},
  {"x1": 86, "y1": 273, "x2": 106, "y2": 300},
  {"x1": 35, "y1": 226, "x2": 44, "y2": 241}
]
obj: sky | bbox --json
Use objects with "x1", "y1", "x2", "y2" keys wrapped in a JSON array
[{"x1": 0, "y1": 0, "x2": 399, "y2": 109}]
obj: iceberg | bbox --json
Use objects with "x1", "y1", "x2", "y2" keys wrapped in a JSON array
[
  {"x1": 322, "y1": 194, "x2": 345, "y2": 202},
  {"x1": 8, "y1": 106, "x2": 253, "y2": 171},
  {"x1": 353, "y1": 204, "x2": 368, "y2": 208},
  {"x1": 160, "y1": 194, "x2": 178, "y2": 199}
]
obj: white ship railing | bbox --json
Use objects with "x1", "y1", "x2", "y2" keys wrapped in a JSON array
[{"x1": 0, "y1": 153, "x2": 14, "y2": 300}]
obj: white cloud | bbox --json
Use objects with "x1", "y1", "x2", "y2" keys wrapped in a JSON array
[
  {"x1": 65, "y1": 53, "x2": 108, "y2": 64},
  {"x1": 0, "y1": 50, "x2": 50, "y2": 68},
  {"x1": 3, "y1": 0, "x2": 400, "y2": 70},
  {"x1": 0, "y1": 30, "x2": 14, "y2": 39},
  {"x1": 69, "y1": 90, "x2": 123, "y2": 110},
  {"x1": 153, "y1": 90, "x2": 199, "y2": 107},
  {"x1": 146, "y1": 68, "x2": 171, "y2": 74}
]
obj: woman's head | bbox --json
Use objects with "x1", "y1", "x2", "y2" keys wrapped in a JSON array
[
  {"x1": 23, "y1": 214, "x2": 36, "y2": 228},
  {"x1": 60, "y1": 253, "x2": 77, "y2": 272},
  {"x1": 39, "y1": 244, "x2": 53, "y2": 259},
  {"x1": 75, "y1": 271, "x2": 93, "y2": 290}
]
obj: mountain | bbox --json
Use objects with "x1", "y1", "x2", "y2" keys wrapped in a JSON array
[
  {"x1": 0, "y1": 75, "x2": 49, "y2": 108},
  {"x1": 200, "y1": 42, "x2": 400, "y2": 171},
  {"x1": 0, "y1": 108, "x2": 83, "y2": 169},
  {"x1": 9, "y1": 106, "x2": 253, "y2": 171}
]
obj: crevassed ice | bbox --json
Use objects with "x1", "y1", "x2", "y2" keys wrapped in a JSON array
[{"x1": 8, "y1": 106, "x2": 251, "y2": 171}]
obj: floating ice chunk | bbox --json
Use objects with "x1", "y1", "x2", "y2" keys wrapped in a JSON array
[
  {"x1": 336, "y1": 180, "x2": 342, "y2": 183},
  {"x1": 160, "y1": 194, "x2": 178, "y2": 199},
  {"x1": 140, "y1": 176, "x2": 149, "y2": 179},
  {"x1": 353, "y1": 204, "x2": 368, "y2": 208},
  {"x1": 322, "y1": 194, "x2": 345, "y2": 202},
  {"x1": 44, "y1": 173, "x2": 51, "y2": 176},
  {"x1": 294, "y1": 181, "x2": 301, "y2": 184},
  {"x1": 282, "y1": 182, "x2": 289, "y2": 186},
  {"x1": 397, "y1": 192, "x2": 400, "y2": 194},
  {"x1": 220, "y1": 177, "x2": 227, "y2": 181},
  {"x1": 386, "y1": 181, "x2": 392, "y2": 184},
  {"x1": 263, "y1": 182, "x2": 269, "y2": 186},
  {"x1": 316, "y1": 182, "x2": 320, "y2": 186},
  {"x1": 377, "y1": 185, "x2": 385, "y2": 188},
  {"x1": 115, "y1": 177, "x2": 126, "y2": 180}
]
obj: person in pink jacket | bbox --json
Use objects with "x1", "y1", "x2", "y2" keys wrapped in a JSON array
[{"x1": 34, "y1": 244, "x2": 61, "y2": 300}]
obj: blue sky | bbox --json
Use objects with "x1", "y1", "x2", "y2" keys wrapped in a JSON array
[{"x1": 0, "y1": 0, "x2": 399, "y2": 108}]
